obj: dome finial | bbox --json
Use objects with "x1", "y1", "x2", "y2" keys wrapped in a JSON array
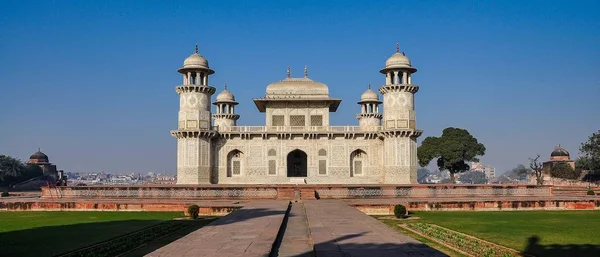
[
  {"x1": 286, "y1": 66, "x2": 291, "y2": 78},
  {"x1": 224, "y1": 81, "x2": 228, "y2": 90},
  {"x1": 396, "y1": 43, "x2": 399, "y2": 53},
  {"x1": 304, "y1": 65, "x2": 308, "y2": 78},
  {"x1": 368, "y1": 83, "x2": 371, "y2": 89},
  {"x1": 38, "y1": 147, "x2": 41, "y2": 152},
  {"x1": 195, "y1": 43, "x2": 198, "y2": 54}
]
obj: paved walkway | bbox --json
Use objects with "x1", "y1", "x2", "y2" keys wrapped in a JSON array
[
  {"x1": 146, "y1": 200, "x2": 289, "y2": 257},
  {"x1": 305, "y1": 200, "x2": 446, "y2": 257},
  {"x1": 148, "y1": 200, "x2": 445, "y2": 257},
  {"x1": 278, "y1": 202, "x2": 313, "y2": 257}
]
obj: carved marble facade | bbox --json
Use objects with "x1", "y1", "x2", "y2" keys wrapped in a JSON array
[{"x1": 171, "y1": 44, "x2": 422, "y2": 184}]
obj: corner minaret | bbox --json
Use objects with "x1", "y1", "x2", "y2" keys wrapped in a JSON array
[
  {"x1": 379, "y1": 43, "x2": 422, "y2": 184},
  {"x1": 171, "y1": 45, "x2": 217, "y2": 184},
  {"x1": 356, "y1": 83, "x2": 382, "y2": 131},
  {"x1": 213, "y1": 83, "x2": 240, "y2": 131}
]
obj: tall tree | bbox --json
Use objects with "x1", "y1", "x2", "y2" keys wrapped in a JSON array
[
  {"x1": 580, "y1": 130, "x2": 600, "y2": 172},
  {"x1": 505, "y1": 164, "x2": 530, "y2": 180},
  {"x1": 417, "y1": 127, "x2": 486, "y2": 183},
  {"x1": 529, "y1": 155, "x2": 544, "y2": 185},
  {"x1": 0, "y1": 155, "x2": 25, "y2": 186}
]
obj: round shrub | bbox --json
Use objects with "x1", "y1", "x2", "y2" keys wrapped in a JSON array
[
  {"x1": 1, "y1": 192, "x2": 9, "y2": 197},
  {"x1": 394, "y1": 204, "x2": 407, "y2": 219},
  {"x1": 187, "y1": 204, "x2": 200, "y2": 219},
  {"x1": 587, "y1": 190, "x2": 596, "y2": 196}
]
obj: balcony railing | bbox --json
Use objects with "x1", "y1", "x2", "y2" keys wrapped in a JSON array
[{"x1": 219, "y1": 126, "x2": 383, "y2": 133}]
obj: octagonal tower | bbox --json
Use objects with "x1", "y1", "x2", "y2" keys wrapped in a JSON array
[{"x1": 171, "y1": 45, "x2": 217, "y2": 184}]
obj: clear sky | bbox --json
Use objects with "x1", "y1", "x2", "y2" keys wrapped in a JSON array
[{"x1": 1, "y1": 0, "x2": 598, "y2": 175}]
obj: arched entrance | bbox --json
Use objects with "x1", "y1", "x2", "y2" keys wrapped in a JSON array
[{"x1": 287, "y1": 149, "x2": 307, "y2": 177}]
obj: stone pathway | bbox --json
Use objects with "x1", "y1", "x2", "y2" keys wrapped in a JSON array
[
  {"x1": 146, "y1": 200, "x2": 289, "y2": 257},
  {"x1": 304, "y1": 200, "x2": 446, "y2": 257},
  {"x1": 278, "y1": 202, "x2": 313, "y2": 257},
  {"x1": 147, "y1": 200, "x2": 445, "y2": 257}
]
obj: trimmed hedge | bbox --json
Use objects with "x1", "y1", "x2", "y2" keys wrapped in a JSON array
[
  {"x1": 394, "y1": 204, "x2": 407, "y2": 219},
  {"x1": 187, "y1": 204, "x2": 200, "y2": 219}
]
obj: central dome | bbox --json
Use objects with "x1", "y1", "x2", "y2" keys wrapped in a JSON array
[
  {"x1": 551, "y1": 146, "x2": 570, "y2": 157},
  {"x1": 29, "y1": 150, "x2": 49, "y2": 163},
  {"x1": 266, "y1": 77, "x2": 329, "y2": 98}
]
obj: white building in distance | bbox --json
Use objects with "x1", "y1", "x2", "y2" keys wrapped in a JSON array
[
  {"x1": 470, "y1": 161, "x2": 496, "y2": 179},
  {"x1": 171, "y1": 44, "x2": 422, "y2": 184}
]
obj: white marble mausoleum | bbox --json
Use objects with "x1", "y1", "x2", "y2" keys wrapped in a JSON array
[{"x1": 171, "y1": 44, "x2": 422, "y2": 184}]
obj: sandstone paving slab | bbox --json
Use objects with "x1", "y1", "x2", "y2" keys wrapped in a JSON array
[
  {"x1": 304, "y1": 200, "x2": 447, "y2": 257},
  {"x1": 278, "y1": 202, "x2": 314, "y2": 257},
  {"x1": 146, "y1": 200, "x2": 289, "y2": 257}
]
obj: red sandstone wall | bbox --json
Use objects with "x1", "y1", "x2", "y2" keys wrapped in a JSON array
[
  {"x1": 41, "y1": 184, "x2": 554, "y2": 200},
  {"x1": 2, "y1": 199, "x2": 598, "y2": 214}
]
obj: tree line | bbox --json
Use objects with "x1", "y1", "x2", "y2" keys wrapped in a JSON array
[
  {"x1": 417, "y1": 127, "x2": 599, "y2": 184},
  {"x1": 0, "y1": 155, "x2": 43, "y2": 188}
]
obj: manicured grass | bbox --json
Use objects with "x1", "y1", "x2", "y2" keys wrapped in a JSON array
[
  {"x1": 0, "y1": 211, "x2": 184, "y2": 256},
  {"x1": 381, "y1": 211, "x2": 600, "y2": 257}
]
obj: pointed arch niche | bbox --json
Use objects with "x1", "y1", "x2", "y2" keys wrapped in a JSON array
[
  {"x1": 227, "y1": 149, "x2": 243, "y2": 177},
  {"x1": 350, "y1": 149, "x2": 367, "y2": 177}
]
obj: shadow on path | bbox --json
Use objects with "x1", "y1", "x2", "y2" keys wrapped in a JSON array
[{"x1": 276, "y1": 233, "x2": 447, "y2": 257}]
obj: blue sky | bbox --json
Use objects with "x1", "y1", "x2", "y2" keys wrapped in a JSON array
[{"x1": 1, "y1": 0, "x2": 598, "y2": 175}]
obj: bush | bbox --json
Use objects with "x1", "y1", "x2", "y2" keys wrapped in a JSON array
[
  {"x1": 1, "y1": 192, "x2": 9, "y2": 197},
  {"x1": 394, "y1": 204, "x2": 407, "y2": 219},
  {"x1": 587, "y1": 190, "x2": 596, "y2": 196},
  {"x1": 187, "y1": 204, "x2": 200, "y2": 219},
  {"x1": 550, "y1": 163, "x2": 581, "y2": 180}
]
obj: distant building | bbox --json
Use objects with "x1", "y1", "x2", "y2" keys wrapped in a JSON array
[
  {"x1": 27, "y1": 149, "x2": 60, "y2": 179},
  {"x1": 470, "y1": 161, "x2": 495, "y2": 179},
  {"x1": 542, "y1": 145, "x2": 575, "y2": 173},
  {"x1": 14, "y1": 149, "x2": 64, "y2": 189}
]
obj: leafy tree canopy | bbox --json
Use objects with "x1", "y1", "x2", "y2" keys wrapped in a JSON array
[
  {"x1": 0, "y1": 155, "x2": 43, "y2": 187},
  {"x1": 580, "y1": 130, "x2": 600, "y2": 172},
  {"x1": 417, "y1": 127, "x2": 486, "y2": 183},
  {"x1": 550, "y1": 163, "x2": 581, "y2": 180}
]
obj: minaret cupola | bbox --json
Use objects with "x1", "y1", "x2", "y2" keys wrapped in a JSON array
[
  {"x1": 356, "y1": 83, "x2": 382, "y2": 130},
  {"x1": 380, "y1": 43, "x2": 417, "y2": 85},
  {"x1": 178, "y1": 44, "x2": 215, "y2": 86},
  {"x1": 213, "y1": 83, "x2": 240, "y2": 130}
]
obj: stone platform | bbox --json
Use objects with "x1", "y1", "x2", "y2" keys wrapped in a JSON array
[
  {"x1": 1, "y1": 184, "x2": 596, "y2": 214},
  {"x1": 1, "y1": 195, "x2": 598, "y2": 214},
  {"x1": 41, "y1": 184, "x2": 553, "y2": 200}
]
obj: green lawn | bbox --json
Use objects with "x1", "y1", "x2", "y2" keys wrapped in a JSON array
[
  {"x1": 381, "y1": 211, "x2": 600, "y2": 257},
  {"x1": 0, "y1": 211, "x2": 185, "y2": 256}
]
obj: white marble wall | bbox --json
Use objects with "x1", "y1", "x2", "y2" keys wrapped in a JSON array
[
  {"x1": 212, "y1": 135, "x2": 388, "y2": 184},
  {"x1": 266, "y1": 102, "x2": 330, "y2": 127},
  {"x1": 382, "y1": 136, "x2": 417, "y2": 184},
  {"x1": 177, "y1": 137, "x2": 212, "y2": 184}
]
